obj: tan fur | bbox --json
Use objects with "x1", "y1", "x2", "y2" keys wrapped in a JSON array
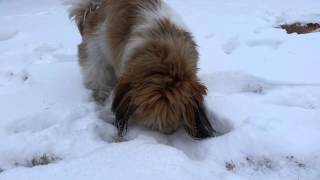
[
  {"x1": 70, "y1": 0, "x2": 214, "y2": 138},
  {"x1": 114, "y1": 19, "x2": 206, "y2": 134}
]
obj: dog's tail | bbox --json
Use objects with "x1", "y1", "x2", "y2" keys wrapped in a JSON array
[{"x1": 65, "y1": 0, "x2": 102, "y2": 35}]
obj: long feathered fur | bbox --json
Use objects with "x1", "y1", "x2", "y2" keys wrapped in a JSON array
[
  {"x1": 66, "y1": 0, "x2": 102, "y2": 35},
  {"x1": 68, "y1": 0, "x2": 215, "y2": 139}
]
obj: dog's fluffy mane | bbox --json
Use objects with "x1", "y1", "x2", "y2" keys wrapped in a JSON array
[{"x1": 68, "y1": 0, "x2": 215, "y2": 139}]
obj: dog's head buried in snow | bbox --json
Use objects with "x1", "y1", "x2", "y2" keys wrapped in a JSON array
[{"x1": 69, "y1": 0, "x2": 215, "y2": 139}]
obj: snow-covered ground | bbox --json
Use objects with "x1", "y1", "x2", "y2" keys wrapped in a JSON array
[{"x1": 0, "y1": 0, "x2": 320, "y2": 179}]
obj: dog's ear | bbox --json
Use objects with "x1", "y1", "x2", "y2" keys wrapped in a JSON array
[
  {"x1": 112, "y1": 82, "x2": 137, "y2": 137},
  {"x1": 184, "y1": 103, "x2": 215, "y2": 139}
]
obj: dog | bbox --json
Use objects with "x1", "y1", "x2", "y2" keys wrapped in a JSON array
[{"x1": 68, "y1": 0, "x2": 215, "y2": 139}]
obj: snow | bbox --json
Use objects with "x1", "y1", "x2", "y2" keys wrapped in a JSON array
[{"x1": 0, "y1": 0, "x2": 320, "y2": 179}]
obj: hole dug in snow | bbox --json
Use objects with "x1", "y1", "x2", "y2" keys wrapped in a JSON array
[
  {"x1": 206, "y1": 109, "x2": 234, "y2": 136},
  {"x1": 279, "y1": 22, "x2": 320, "y2": 34},
  {"x1": 163, "y1": 110, "x2": 233, "y2": 161}
]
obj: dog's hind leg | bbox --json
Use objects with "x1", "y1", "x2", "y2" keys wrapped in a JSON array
[{"x1": 78, "y1": 37, "x2": 116, "y2": 104}]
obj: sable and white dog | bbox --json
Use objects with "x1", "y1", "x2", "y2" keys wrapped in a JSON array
[{"x1": 68, "y1": 0, "x2": 214, "y2": 139}]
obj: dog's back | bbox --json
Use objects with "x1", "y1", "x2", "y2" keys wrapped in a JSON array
[{"x1": 69, "y1": 0, "x2": 179, "y2": 74}]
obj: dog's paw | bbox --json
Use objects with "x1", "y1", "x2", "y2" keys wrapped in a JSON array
[{"x1": 112, "y1": 135, "x2": 127, "y2": 143}]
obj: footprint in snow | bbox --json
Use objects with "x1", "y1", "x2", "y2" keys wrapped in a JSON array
[
  {"x1": 0, "y1": 70, "x2": 30, "y2": 84},
  {"x1": 202, "y1": 71, "x2": 320, "y2": 96},
  {"x1": 33, "y1": 44, "x2": 76, "y2": 63},
  {"x1": 52, "y1": 53, "x2": 77, "y2": 63},
  {"x1": 5, "y1": 111, "x2": 61, "y2": 134},
  {"x1": 0, "y1": 31, "x2": 18, "y2": 42},
  {"x1": 222, "y1": 36, "x2": 241, "y2": 55},
  {"x1": 246, "y1": 39, "x2": 284, "y2": 49},
  {"x1": 201, "y1": 71, "x2": 320, "y2": 112},
  {"x1": 202, "y1": 71, "x2": 276, "y2": 95},
  {"x1": 34, "y1": 43, "x2": 60, "y2": 61},
  {"x1": 262, "y1": 86, "x2": 320, "y2": 110}
]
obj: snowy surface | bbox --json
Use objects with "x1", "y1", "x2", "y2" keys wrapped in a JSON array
[{"x1": 1, "y1": 0, "x2": 320, "y2": 179}]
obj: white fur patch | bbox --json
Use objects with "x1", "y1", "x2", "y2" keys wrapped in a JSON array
[
  {"x1": 82, "y1": 21, "x2": 115, "y2": 90},
  {"x1": 120, "y1": 36, "x2": 146, "y2": 75},
  {"x1": 120, "y1": 1, "x2": 188, "y2": 73}
]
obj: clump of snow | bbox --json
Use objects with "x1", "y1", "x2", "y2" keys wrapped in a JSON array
[{"x1": 0, "y1": 0, "x2": 320, "y2": 180}]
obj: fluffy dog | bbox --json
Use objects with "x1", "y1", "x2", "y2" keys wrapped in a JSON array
[{"x1": 68, "y1": 0, "x2": 215, "y2": 139}]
